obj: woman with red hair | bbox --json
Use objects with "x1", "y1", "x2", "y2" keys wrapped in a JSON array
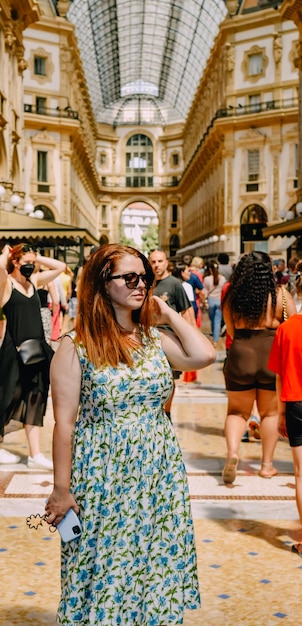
[{"x1": 45, "y1": 243, "x2": 215, "y2": 626}]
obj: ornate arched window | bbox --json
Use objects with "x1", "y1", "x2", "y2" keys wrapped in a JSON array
[
  {"x1": 240, "y1": 204, "x2": 268, "y2": 253},
  {"x1": 35, "y1": 205, "x2": 55, "y2": 221},
  {"x1": 125, "y1": 134, "x2": 153, "y2": 188},
  {"x1": 241, "y1": 204, "x2": 267, "y2": 224}
]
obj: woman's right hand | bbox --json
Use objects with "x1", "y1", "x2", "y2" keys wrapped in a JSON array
[
  {"x1": 0, "y1": 244, "x2": 11, "y2": 270},
  {"x1": 151, "y1": 295, "x2": 174, "y2": 326},
  {"x1": 45, "y1": 489, "x2": 79, "y2": 526}
]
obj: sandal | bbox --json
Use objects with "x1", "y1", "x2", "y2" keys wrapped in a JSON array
[
  {"x1": 292, "y1": 543, "x2": 302, "y2": 557},
  {"x1": 222, "y1": 455, "x2": 239, "y2": 484}
]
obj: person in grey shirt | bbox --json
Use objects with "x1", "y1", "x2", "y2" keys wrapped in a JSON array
[
  {"x1": 217, "y1": 253, "x2": 233, "y2": 282},
  {"x1": 149, "y1": 249, "x2": 193, "y2": 418}
]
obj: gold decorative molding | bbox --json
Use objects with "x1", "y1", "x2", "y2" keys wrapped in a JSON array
[
  {"x1": 227, "y1": 157, "x2": 233, "y2": 223},
  {"x1": 16, "y1": 45, "x2": 28, "y2": 73},
  {"x1": 57, "y1": 0, "x2": 70, "y2": 17},
  {"x1": 225, "y1": 43, "x2": 235, "y2": 72},
  {"x1": 3, "y1": 24, "x2": 16, "y2": 49},
  {"x1": 28, "y1": 47, "x2": 54, "y2": 84},
  {"x1": 11, "y1": 130, "x2": 21, "y2": 144},
  {"x1": 237, "y1": 128, "x2": 266, "y2": 148},
  {"x1": 272, "y1": 152, "x2": 279, "y2": 220},
  {"x1": 242, "y1": 45, "x2": 268, "y2": 82},
  {"x1": 292, "y1": 39, "x2": 302, "y2": 70},
  {"x1": 273, "y1": 33, "x2": 282, "y2": 65},
  {"x1": 0, "y1": 114, "x2": 7, "y2": 129}
]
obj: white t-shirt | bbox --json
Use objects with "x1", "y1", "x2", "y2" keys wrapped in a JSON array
[{"x1": 182, "y1": 281, "x2": 194, "y2": 304}]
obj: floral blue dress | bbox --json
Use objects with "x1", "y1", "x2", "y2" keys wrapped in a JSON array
[{"x1": 57, "y1": 328, "x2": 200, "y2": 626}]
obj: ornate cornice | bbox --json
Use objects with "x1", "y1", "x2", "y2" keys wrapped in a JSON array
[
  {"x1": 0, "y1": 1, "x2": 40, "y2": 71},
  {"x1": 281, "y1": 0, "x2": 302, "y2": 23}
]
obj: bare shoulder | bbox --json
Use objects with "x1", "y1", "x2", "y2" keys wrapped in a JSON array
[{"x1": 51, "y1": 335, "x2": 80, "y2": 377}]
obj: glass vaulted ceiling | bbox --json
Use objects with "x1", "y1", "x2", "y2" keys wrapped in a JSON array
[{"x1": 68, "y1": 0, "x2": 227, "y2": 126}]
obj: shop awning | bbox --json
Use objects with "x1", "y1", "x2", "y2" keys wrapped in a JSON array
[
  {"x1": 262, "y1": 218, "x2": 302, "y2": 238},
  {"x1": 0, "y1": 211, "x2": 99, "y2": 247},
  {"x1": 269, "y1": 235, "x2": 297, "y2": 252}
]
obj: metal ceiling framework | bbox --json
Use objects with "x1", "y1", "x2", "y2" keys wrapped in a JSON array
[{"x1": 68, "y1": 0, "x2": 227, "y2": 126}]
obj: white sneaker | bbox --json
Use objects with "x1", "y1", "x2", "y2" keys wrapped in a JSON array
[
  {"x1": 0, "y1": 448, "x2": 21, "y2": 464},
  {"x1": 27, "y1": 453, "x2": 53, "y2": 471}
]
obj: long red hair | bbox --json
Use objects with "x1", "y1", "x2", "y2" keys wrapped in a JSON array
[{"x1": 75, "y1": 244, "x2": 156, "y2": 367}]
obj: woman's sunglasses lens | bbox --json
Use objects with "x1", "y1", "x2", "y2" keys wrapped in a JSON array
[
  {"x1": 125, "y1": 273, "x2": 139, "y2": 288},
  {"x1": 125, "y1": 273, "x2": 148, "y2": 288}
]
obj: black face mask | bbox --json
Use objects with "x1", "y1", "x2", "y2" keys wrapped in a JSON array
[{"x1": 20, "y1": 263, "x2": 35, "y2": 279}]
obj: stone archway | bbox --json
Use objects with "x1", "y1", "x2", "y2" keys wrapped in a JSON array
[{"x1": 120, "y1": 201, "x2": 159, "y2": 253}]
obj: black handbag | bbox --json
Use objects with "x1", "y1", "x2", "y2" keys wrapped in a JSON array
[{"x1": 17, "y1": 339, "x2": 46, "y2": 365}]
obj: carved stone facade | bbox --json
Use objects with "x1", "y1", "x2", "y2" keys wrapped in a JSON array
[
  {"x1": 95, "y1": 122, "x2": 184, "y2": 251},
  {"x1": 0, "y1": 0, "x2": 100, "y2": 254},
  {"x1": 178, "y1": 2, "x2": 300, "y2": 261},
  {"x1": 0, "y1": 0, "x2": 40, "y2": 208},
  {"x1": 22, "y1": 1, "x2": 101, "y2": 244}
]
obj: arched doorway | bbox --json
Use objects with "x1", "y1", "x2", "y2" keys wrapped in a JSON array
[
  {"x1": 240, "y1": 204, "x2": 268, "y2": 253},
  {"x1": 120, "y1": 201, "x2": 158, "y2": 254}
]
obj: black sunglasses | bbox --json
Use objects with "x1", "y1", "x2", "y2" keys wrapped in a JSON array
[
  {"x1": 107, "y1": 272, "x2": 149, "y2": 289},
  {"x1": 21, "y1": 244, "x2": 38, "y2": 253}
]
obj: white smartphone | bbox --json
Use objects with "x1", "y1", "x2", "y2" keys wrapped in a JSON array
[{"x1": 56, "y1": 508, "x2": 82, "y2": 543}]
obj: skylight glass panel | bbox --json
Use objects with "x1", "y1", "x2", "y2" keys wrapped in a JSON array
[{"x1": 68, "y1": 0, "x2": 227, "y2": 124}]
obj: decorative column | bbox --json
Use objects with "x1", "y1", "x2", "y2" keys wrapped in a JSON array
[
  {"x1": 282, "y1": 1, "x2": 302, "y2": 209},
  {"x1": 60, "y1": 142, "x2": 72, "y2": 223},
  {"x1": 273, "y1": 32, "x2": 282, "y2": 102},
  {"x1": 294, "y1": 41, "x2": 302, "y2": 205},
  {"x1": 271, "y1": 149, "x2": 280, "y2": 221}
]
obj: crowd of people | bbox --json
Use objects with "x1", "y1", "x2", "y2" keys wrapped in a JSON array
[{"x1": 1, "y1": 240, "x2": 302, "y2": 623}]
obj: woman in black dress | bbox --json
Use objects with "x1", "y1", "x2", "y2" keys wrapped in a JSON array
[{"x1": 0, "y1": 243, "x2": 65, "y2": 468}]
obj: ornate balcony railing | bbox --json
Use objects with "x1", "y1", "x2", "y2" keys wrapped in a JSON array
[
  {"x1": 216, "y1": 97, "x2": 298, "y2": 119},
  {"x1": 24, "y1": 104, "x2": 79, "y2": 119}
]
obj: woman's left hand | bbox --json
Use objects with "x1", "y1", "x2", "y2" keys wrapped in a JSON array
[{"x1": 45, "y1": 489, "x2": 79, "y2": 526}]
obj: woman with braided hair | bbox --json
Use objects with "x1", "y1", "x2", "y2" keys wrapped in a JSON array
[{"x1": 222, "y1": 251, "x2": 295, "y2": 484}]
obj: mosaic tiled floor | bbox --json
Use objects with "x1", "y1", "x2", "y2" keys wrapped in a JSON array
[{"x1": 1, "y1": 335, "x2": 301, "y2": 626}]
